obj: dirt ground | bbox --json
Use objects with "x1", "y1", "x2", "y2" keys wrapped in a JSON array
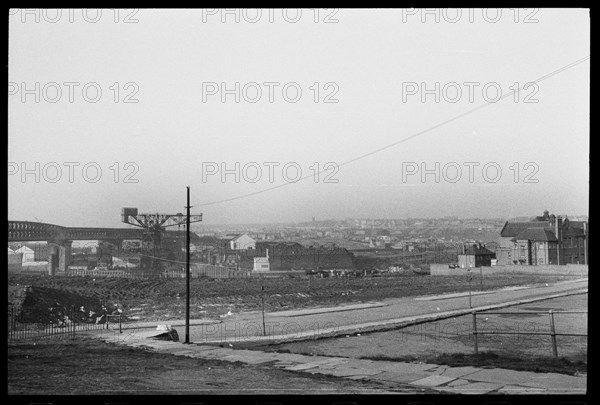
[
  {"x1": 259, "y1": 294, "x2": 588, "y2": 372},
  {"x1": 8, "y1": 273, "x2": 577, "y2": 322},
  {"x1": 7, "y1": 336, "x2": 429, "y2": 395},
  {"x1": 7, "y1": 277, "x2": 587, "y2": 395}
]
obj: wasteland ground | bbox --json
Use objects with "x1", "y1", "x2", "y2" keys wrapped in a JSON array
[
  {"x1": 8, "y1": 272, "x2": 577, "y2": 322},
  {"x1": 7, "y1": 272, "x2": 586, "y2": 395}
]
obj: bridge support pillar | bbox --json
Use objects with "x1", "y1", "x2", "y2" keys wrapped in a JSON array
[
  {"x1": 48, "y1": 252, "x2": 57, "y2": 276},
  {"x1": 98, "y1": 240, "x2": 122, "y2": 267},
  {"x1": 58, "y1": 242, "x2": 72, "y2": 273},
  {"x1": 47, "y1": 241, "x2": 72, "y2": 275}
]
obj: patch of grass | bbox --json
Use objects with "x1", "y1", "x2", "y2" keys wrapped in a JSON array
[
  {"x1": 7, "y1": 336, "x2": 414, "y2": 395},
  {"x1": 361, "y1": 351, "x2": 587, "y2": 376}
]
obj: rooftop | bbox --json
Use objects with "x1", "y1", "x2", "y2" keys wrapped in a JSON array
[
  {"x1": 460, "y1": 245, "x2": 496, "y2": 256},
  {"x1": 512, "y1": 228, "x2": 558, "y2": 242},
  {"x1": 500, "y1": 221, "x2": 549, "y2": 237}
]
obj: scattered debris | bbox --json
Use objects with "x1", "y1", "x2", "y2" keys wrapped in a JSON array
[{"x1": 151, "y1": 325, "x2": 179, "y2": 341}]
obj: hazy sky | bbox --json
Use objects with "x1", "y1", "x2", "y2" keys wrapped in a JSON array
[{"x1": 8, "y1": 8, "x2": 589, "y2": 227}]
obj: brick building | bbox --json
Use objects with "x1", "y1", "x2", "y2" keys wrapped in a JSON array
[
  {"x1": 496, "y1": 210, "x2": 588, "y2": 265},
  {"x1": 458, "y1": 244, "x2": 496, "y2": 268}
]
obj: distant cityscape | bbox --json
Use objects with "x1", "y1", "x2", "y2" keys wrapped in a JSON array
[{"x1": 8, "y1": 211, "x2": 588, "y2": 277}]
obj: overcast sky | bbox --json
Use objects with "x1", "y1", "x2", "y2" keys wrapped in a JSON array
[{"x1": 8, "y1": 8, "x2": 589, "y2": 227}]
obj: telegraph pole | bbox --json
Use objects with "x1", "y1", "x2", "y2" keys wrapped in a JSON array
[
  {"x1": 467, "y1": 268, "x2": 473, "y2": 308},
  {"x1": 185, "y1": 186, "x2": 191, "y2": 344},
  {"x1": 120, "y1": 198, "x2": 201, "y2": 344},
  {"x1": 261, "y1": 274, "x2": 266, "y2": 336}
]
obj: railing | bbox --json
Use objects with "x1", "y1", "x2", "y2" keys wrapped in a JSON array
[
  {"x1": 162, "y1": 265, "x2": 249, "y2": 279},
  {"x1": 62, "y1": 264, "x2": 247, "y2": 279},
  {"x1": 106, "y1": 314, "x2": 123, "y2": 334},
  {"x1": 64, "y1": 269, "x2": 163, "y2": 278},
  {"x1": 472, "y1": 310, "x2": 587, "y2": 358},
  {"x1": 67, "y1": 269, "x2": 129, "y2": 277},
  {"x1": 7, "y1": 304, "x2": 112, "y2": 342}
]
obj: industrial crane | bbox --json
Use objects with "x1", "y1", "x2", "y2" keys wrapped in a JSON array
[{"x1": 121, "y1": 207, "x2": 202, "y2": 270}]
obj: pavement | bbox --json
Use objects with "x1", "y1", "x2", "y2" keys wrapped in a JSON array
[
  {"x1": 101, "y1": 330, "x2": 586, "y2": 394},
  {"x1": 118, "y1": 318, "x2": 221, "y2": 330},
  {"x1": 95, "y1": 278, "x2": 588, "y2": 394}
]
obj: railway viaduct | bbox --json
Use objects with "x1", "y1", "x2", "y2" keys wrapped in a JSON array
[{"x1": 8, "y1": 220, "x2": 143, "y2": 274}]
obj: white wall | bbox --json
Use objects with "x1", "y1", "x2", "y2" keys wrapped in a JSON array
[
  {"x1": 15, "y1": 246, "x2": 35, "y2": 262},
  {"x1": 430, "y1": 263, "x2": 588, "y2": 277},
  {"x1": 230, "y1": 234, "x2": 256, "y2": 250},
  {"x1": 253, "y1": 257, "x2": 270, "y2": 272}
]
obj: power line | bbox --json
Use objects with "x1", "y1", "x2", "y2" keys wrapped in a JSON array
[{"x1": 194, "y1": 55, "x2": 589, "y2": 208}]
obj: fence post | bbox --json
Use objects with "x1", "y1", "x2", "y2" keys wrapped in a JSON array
[
  {"x1": 480, "y1": 266, "x2": 483, "y2": 291},
  {"x1": 72, "y1": 305, "x2": 76, "y2": 338},
  {"x1": 119, "y1": 315, "x2": 122, "y2": 334},
  {"x1": 472, "y1": 311, "x2": 478, "y2": 354},
  {"x1": 549, "y1": 310, "x2": 558, "y2": 358},
  {"x1": 9, "y1": 305, "x2": 14, "y2": 341}
]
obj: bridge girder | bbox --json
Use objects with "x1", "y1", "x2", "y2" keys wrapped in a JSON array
[{"x1": 8, "y1": 221, "x2": 143, "y2": 243}]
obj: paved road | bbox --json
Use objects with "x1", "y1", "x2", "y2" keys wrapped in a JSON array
[{"x1": 180, "y1": 278, "x2": 588, "y2": 344}]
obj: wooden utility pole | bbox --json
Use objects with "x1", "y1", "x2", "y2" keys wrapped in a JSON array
[
  {"x1": 261, "y1": 274, "x2": 266, "y2": 336},
  {"x1": 467, "y1": 269, "x2": 473, "y2": 308},
  {"x1": 185, "y1": 186, "x2": 191, "y2": 344}
]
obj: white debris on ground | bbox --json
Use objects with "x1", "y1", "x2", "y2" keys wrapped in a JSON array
[{"x1": 153, "y1": 324, "x2": 179, "y2": 341}]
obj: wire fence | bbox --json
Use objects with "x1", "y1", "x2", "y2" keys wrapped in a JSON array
[
  {"x1": 62, "y1": 263, "x2": 246, "y2": 279},
  {"x1": 163, "y1": 264, "x2": 249, "y2": 279},
  {"x1": 7, "y1": 304, "x2": 123, "y2": 342},
  {"x1": 472, "y1": 309, "x2": 587, "y2": 358}
]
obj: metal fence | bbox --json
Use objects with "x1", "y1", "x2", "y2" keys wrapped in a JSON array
[
  {"x1": 65, "y1": 269, "x2": 163, "y2": 278},
  {"x1": 162, "y1": 264, "x2": 250, "y2": 279},
  {"x1": 62, "y1": 263, "x2": 247, "y2": 279},
  {"x1": 472, "y1": 310, "x2": 587, "y2": 358},
  {"x1": 7, "y1": 304, "x2": 122, "y2": 342}
]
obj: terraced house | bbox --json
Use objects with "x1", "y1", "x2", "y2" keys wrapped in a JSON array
[{"x1": 496, "y1": 210, "x2": 588, "y2": 265}]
